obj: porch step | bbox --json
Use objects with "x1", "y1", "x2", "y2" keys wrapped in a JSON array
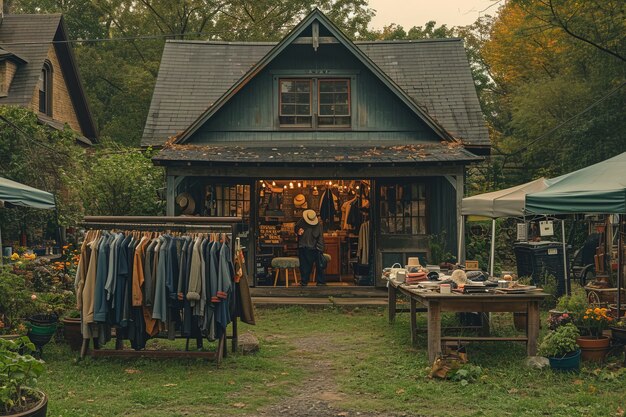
[
  {"x1": 250, "y1": 286, "x2": 387, "y2": 298},
  {"x1": 252, "y1": 296, "x2": 387, "y2": 307}
]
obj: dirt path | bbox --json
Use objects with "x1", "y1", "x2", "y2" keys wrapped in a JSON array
[{"x1": 245, "y1": 334, "x2": 421, "y2": 417}]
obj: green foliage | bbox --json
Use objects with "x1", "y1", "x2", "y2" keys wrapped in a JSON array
[
  {"x1": 539, "y1": 273, "x2": 558, "y2": 309},
  {"x1": 428, "y1": 232, "x2": 455, "y2": 264},
  {"x1": 449, "y1": 364, "x2": 483, "y2": 386},
  {"x1": 555, "y1": 286, "x2": 588, "y2": 320},
  {"x1": 0, "y1": 106, "x2": 87, "y2": 228},
  {"x1": 0, "y1": 336, "x2": 44, "y2": 414},
  {"x1": 0, "y1": 266, "x2": 37, "y2": 331},
  {"x1": 538, "y1": 323, "x2": 580, "y2": 358},
  {"x1": 81, "y1": 144, "x2": 165, "y2": 216}
]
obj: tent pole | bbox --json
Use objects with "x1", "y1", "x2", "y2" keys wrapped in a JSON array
[
  {"x1": 561, "y1": 219, "x2": 569, "y2": 295},
  {"x1": 490, "y1": 219, "x2": 496, "y2": 277},
  {"x1": 617, "y1": 214, "x2": 622, "y2": 319}
]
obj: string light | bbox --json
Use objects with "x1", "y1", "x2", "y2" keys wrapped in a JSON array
[
  {"x1": 272, "y1": 181, "x2": 276, "y2": 186},
  {"x1": 297, "y1": 182, "x2": 301, "y2": 188}
]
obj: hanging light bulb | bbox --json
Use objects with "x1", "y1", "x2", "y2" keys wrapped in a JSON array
[
  {"x1": 262, "y1": 182, "x2": 266, "y2": 188},
  {"x1": 297, "y1": 182, "x2": 302, "y2": 188},
  {"x1": 283, "y1": 185, "x2": 287, "y2": 189},
  {"x1": 289, "y1": 181, "x2": 294, "y2": 189},
  {"x1": 272, "y1": 181, "x2": 276, "y2": 186},
  {"x1": 356, "y1": 185, "x2": 360, "y2": 190}
]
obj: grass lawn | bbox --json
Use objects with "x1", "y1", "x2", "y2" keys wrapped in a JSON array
[{"x1": 39, "y1": 306, "x2": 626, "y2": 416}]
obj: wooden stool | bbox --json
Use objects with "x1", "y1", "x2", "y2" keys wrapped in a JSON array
[
  {"x1": 271, "y1": 257, "x2": 300, "y2": 287},
  {"x1": 311, "y1": 253, "x2": 331, "y2": 282}
]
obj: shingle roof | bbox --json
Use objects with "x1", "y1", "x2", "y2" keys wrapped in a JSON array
[
  {"x1": 154, "y1": 142, "x2": 481, "y2": 165},
  {"x1": 0, "y1": 14, "x2": 60, "y2": 106},
  {"x1": 0, "y1": 14, "x2": 97, "y2": 140},
  {"x1": 142, "y1": 39, "x2": 489, "y2": 148}
]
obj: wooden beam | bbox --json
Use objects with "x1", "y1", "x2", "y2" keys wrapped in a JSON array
[
  {"x1": 292, "y1": 36, "x2": 338, "y2": 45},
  {"x1": 312, "y1": 21, "x2": 319, "y2": 51},
  {"x1": 167, "y1": 165, "x2": 463, "y2": 179}
]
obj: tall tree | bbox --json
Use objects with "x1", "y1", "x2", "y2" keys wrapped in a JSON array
[{"x1": 481, "y1": 0, "x2": 626, "y2": 185}]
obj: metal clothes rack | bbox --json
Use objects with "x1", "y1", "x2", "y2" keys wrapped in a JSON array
[{"x1": 79, "y1": 216, "x2": 244, "y2": 365}]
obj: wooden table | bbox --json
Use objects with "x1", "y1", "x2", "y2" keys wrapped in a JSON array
[{"x1": 387, "y1": 280, "x2": 548, "y2": 363}]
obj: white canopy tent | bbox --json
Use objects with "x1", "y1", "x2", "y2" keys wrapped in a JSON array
[{"x1": 460, "y1": 178, "x2": 559, "y2": 278}]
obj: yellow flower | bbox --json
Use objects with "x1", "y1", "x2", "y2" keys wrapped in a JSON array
[
  {"x1": 594, "y1": 307, "x2": 601, "y2": 315},
  {"x1": 10, "y1": 252, "x2": 19, "y2": 260}
]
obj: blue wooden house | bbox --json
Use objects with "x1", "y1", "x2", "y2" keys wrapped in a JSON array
[{"x1": 142, "y1": 10, "x2": 489, "y2": 287}]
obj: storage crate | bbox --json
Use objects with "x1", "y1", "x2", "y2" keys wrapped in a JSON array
[{"x1": 514, "y1": 241, "x2": 568, "y2": 296}]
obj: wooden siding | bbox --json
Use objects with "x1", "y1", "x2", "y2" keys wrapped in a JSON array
[
  {"x1": 190, "y1": 43, "x2": 439, "y2": 144},
  {"x1": 428, "y1": 176, "x2": 458, "y2": 254}
]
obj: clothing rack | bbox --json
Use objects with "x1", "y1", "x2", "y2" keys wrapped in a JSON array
[{"x1": 78, "y1": 216, "x2": 245, "y2": 365}]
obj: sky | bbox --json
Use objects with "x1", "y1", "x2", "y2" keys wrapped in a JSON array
[{"x1": 368, "y1": 0, "x2": 502, "y2": 30}]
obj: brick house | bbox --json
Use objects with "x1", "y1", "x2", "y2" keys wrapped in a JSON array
[{"x1": 0, "y1": 7, "x2": 96, "y2": 144}]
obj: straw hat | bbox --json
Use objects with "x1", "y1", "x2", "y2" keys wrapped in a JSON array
[
  {"x1": 407, "y1": 257, "x2": 421, "y2": 266},
  {"x1": 176, "y1": 192, "x2": 196, "y2": 215},
  {"x1": 302, "y1": 209, "x2": 319, "y2": 226},
  {"x1": 293, "y1": 194, "x2": 308, "y2": 208}
]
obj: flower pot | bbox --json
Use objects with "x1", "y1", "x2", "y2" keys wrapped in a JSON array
[
  {"x1": 610, "y1": 326, "x2": 626, "y2": 343},
  {"x1": 4, "y1": 389, "x2": 48, "y2": 417},
  {"x1": 576, "y1": 336, "x2": 610, "y2": 362},
  {"x1": 61, "y1": 317, "x2": 82, "y2": 351},
  {"x1": 548, "y1": 349, "x2": 581, "y2": 371},
  {"x1": 28, "y1": 314, "x2": 58, "y2": 326}
]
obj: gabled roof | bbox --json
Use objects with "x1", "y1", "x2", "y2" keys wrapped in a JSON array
[
  {"x1": 141, "y1": 13, "x2": 489, "y2": 149},
  {"x1": 172, "y1": 9, "x2": 457, "y2": 146},
  {"x1": 0, "y1": 14, "x2": 97, "y2": 140}
]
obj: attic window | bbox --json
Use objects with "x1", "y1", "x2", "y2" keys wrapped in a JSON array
[
  {"x1": 279, "y1": 79, "x2": 312, "y2": 127},
  {"x1": 38, "y1": 60, "x2": 53, "y2": 116},
  {"x1": 318, "y1": 79, "x2": 350, "y2": 127}
]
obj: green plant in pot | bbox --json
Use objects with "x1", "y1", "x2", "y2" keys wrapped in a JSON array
[
  {"x1": 0, "y1": 336, "x2": 47, "y2": 416},
  {"x1": 538, "y1": 323, "x2": 581, "y2": 371}
]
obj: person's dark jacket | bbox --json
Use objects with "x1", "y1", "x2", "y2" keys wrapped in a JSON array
[{"x1": 295, "y1": 218, "x2": 325, "y2": 251}]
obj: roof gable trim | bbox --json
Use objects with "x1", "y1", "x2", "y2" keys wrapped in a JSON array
[{"x1": 174, "y1": 9, "x2": 456, "y2": 145}]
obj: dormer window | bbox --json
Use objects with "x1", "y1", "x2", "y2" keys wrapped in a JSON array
[{"x1": 38, "y1": 60, "x2": 52, "y2": 116}]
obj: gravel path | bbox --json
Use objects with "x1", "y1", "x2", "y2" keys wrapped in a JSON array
[{"x1": 244, "y1": 334, "x2": 423, "y2": 417}]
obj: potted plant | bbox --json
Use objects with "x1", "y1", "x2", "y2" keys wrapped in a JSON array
[
  {"x1": 609, "y1": 317, "x2": 626, "y2": 343},
  {"x1": 576, "y1": 306, "x2": 613, "y2": 362},
  {"x1": 61, "y1": 310, "x2": 82, "y2": 351},
  {"x1": 0, "y1": 336, "x2": 47, "y2": 416},
  {"x1": 538, "y1": 323, "x2": 581, "y2": 371}
]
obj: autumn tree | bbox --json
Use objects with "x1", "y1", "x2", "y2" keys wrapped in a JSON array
[{"x1": 481, "y1": 0, "x2": 626, "y2": 186}]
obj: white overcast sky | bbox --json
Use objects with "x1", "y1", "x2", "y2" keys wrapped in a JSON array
[{"x1": 368, "y1": 0, "x2": 502, "y2": 29}]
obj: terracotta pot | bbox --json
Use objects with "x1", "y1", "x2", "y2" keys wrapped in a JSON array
[
  {"x1": 6, "y1": 389, "x2": 48, "y2": 417},
  {"x1": 62, "y1": 317, "x2": 82, "y2": 351},
  {"x1": 576, "y1": 336, "x2": 610, "y2": 362}
]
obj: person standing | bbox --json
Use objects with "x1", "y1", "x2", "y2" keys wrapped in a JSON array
[{"x1": 295, "y1": 209, "x2": 326, "y2": 286}]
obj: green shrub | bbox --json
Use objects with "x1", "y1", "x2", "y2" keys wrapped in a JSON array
[{"x1": 538, "y1": 323, "x2": 580, "y2": 358}]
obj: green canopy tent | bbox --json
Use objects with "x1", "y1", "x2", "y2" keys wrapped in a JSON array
[
  {"x1": 0, "y1": 176, "x2": 56, "y2": 265},
  {"x1": 526, "y1": 152, "x2": 626, "y2": 316}
]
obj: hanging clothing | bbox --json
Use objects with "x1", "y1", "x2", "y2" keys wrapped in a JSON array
[
  {"x1": 357, "y1": 220, "x2": 370, "y2": 265},
  {"x1": 74, "y1": 228, "x2": 251, "y2": 350}
]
